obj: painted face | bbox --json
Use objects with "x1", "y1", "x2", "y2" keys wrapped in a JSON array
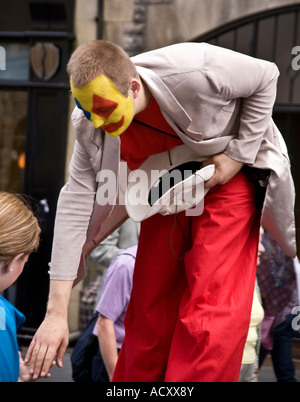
[{"x1": 70, "y1": 74, "x2": 134, "y2": 136}]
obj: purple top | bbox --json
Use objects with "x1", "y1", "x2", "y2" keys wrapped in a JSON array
[{"x1": 93, "y1": 245, "x2": 136, "y2": 348}]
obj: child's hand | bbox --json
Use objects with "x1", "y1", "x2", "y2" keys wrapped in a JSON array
[{"x1": 18, "y1": 351, "x2": 54, "y2": 382}]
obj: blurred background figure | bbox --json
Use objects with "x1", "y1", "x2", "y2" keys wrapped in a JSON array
[
  {"x1": 93, "y1": 245, "x2": 136, "y2": 382},
  {"x1": 79, "y1": 219, "x2": 139, "y2": 330},
  {"x1": 71, "y1": 244, "x2": 136, "y2": 382},
  {"x1": 257, "y1": 231, "x2": 298, "y2": 382},
  {"x1": 238, "y1": 232, "x2": 265, "y2": 382}
]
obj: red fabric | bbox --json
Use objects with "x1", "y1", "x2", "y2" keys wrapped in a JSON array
[
  {"x1": 120, "y1": 97, "x2": 182, "y2": 170},
  {"x1": 113, "y1": 172, "x2": 260, "y2": 382}
]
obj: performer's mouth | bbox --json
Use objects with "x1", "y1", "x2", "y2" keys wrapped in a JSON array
[{"x1": 102, "y1": 116, "x2": 125, "y2": 133}]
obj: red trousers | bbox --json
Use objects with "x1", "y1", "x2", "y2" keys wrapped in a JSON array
[{"x1": 113, "y1": 172, "x2": 260, "y2": 382}]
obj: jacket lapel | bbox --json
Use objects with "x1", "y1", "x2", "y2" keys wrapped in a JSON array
[{"x1": 136, "y1": 66, "x2": 200, "y2": 135}]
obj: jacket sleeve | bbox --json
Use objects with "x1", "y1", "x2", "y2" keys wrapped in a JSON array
[
  {"x1": 204, "y1": 44, "x2": 280, "y2": 164},
  {"x1": 48, "y1": 111, "x2": 98, "y2": 281}
]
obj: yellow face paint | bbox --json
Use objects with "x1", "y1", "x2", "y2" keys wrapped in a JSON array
[{"x1": 70, "y1": 74, "x2": 134, "y2": 137}]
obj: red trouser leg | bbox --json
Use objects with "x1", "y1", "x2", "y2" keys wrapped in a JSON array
[
  {"x1": 164, "y1": 172, "x2": 260, "y2": 381},
  {"x1": 112, "y1": 172, "x2": 260, "y2": 382},
  {"x1": 112, "y1": 211, "x2": 189, "y2": 381}
]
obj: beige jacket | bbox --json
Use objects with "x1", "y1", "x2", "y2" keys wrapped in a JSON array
[{"x1": 49, "y1": 43, "x2": 297, "y2": 285}]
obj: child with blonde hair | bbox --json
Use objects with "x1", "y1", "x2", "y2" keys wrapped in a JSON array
[{"x1": 0, "y1": 191, "x2": 41, "y2": 382}]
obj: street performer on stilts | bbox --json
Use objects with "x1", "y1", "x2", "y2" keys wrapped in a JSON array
[{"x1": 25, "y1": 40, "x2": 296, "y2": 382}]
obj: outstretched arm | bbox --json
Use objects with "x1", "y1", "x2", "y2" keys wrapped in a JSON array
[{"x1": 25, "y1": 115, "x2": 99, "y2": 379}]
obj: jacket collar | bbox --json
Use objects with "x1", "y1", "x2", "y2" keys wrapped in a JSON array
[
  {"x1": 90, "y1": 126, "x2": 103, "y2": 148},
  {"x1": 136, "y1": 66, "x2": 197, "y2": 134}
]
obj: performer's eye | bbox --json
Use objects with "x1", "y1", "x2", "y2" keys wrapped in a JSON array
[
  {"x1": 93, "y1": 105, "x2": 117, "y2": 119},
  {"x1": 92, "y1": 94, "x2": 118, "y2": 119}
]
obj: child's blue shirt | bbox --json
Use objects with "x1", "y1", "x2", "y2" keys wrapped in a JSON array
[{"x1": 0, "y1": 295, "x2": 25, "y2": 382}]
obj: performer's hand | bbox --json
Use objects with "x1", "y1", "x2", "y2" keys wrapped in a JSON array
[
  {"x1": 18, "y1": 351, "x2": 54, "y2": 382},
  {"x1": 25, "y1": 313, "x2": 69, "y2": 379},
  {"x1": 202, "y1": 153, "x2": 244, "y2": 189},
  {"x1": 25, "y1": 279, "x2": 72, "y2": 379}
]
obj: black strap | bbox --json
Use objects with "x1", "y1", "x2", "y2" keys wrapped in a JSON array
[{"x1": 133, "y1": 118, "x2": 179, "y2": 140}]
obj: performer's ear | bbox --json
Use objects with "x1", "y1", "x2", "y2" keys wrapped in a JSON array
[{"x1": 130, "y1": 79, "x2": 140, "y2": 99}]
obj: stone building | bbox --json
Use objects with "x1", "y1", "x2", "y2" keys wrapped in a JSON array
[{"x1": 0, "y1": 0, "x2": 299, "y2": 335}]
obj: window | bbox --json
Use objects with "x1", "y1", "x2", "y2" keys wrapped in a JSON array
[
  {"x1": 0, "y1": 90, "x2": 28, "y2": 193},
  {"x1": 0, "y1": 43, "x2": 30, "y2": 80}
]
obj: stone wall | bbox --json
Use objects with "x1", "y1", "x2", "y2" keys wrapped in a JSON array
[{"x1": 102, "y1": 0, "x2": 300, "y2": 55}]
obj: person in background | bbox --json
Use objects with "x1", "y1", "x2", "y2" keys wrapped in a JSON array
[
  {"x1": 71, "y1": 245, "x2": 136, "y2": 382},
  {"x1": 93, "y1": 245, "x2": 136, "y2": 381},
  {"x1": 238, "y1": 236, "x2": 265, "y2": 382},
  {"x1": 90, "y1": 220, "x2": 139, "y2": 270},
  {"x1": 79, "y1": 220, "x2": 139, "y2": 329},
  {"x1": 0, "y1": 191, "x2": 42, "y2": 382},
  {"x1": 258, "y1": 231, "x2": 298, "y2": 382}
]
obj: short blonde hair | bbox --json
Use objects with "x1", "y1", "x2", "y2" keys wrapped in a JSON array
[
  {"x1": 0, "y1": 192, "x2": 41, "y2": 266},
  {"x1": 67, "y1": 40, "x2": 138, "y2": 96}
]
